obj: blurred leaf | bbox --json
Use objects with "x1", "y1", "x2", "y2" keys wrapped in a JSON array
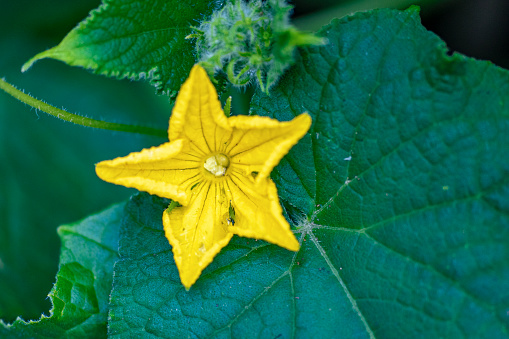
[
  {"x1": 0, "y1": 0, "x2": 99, "y2": 34},
  {"x1": 107, "y1": 8, "x2": 509, "y2": 338},
  {"x1": 0, "y1": 203, "x2": 123, "y2": 338},
  {"x1": 22, "y1": 0, "x2": 218, "y2": 97},
  {"x1": 0, "y1": 9, "x2": 169, "y2": 320},
  {"x1": 292, "y1": 0, "x2": 446, "y2": 31}
]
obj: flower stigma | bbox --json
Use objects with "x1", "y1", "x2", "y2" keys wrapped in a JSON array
[{"x1": 203, "y1": 153, "x2": 230, "y2": 176}]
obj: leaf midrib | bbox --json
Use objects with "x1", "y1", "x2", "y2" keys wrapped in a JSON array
[
  {"x1": 307, "y1": 229, "x2": 376, "y2": 339},
  {"x1": 205, "y1": 234, "x2": 304, "y2": 339}
]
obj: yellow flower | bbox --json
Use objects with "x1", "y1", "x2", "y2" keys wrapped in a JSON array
[{"x1": 96, "y1": 65, "x2": 311, "y2": 289}]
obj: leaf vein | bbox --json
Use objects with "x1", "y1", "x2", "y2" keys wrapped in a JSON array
[
  {"x1": 361, "y1": 232, "x2": 501, "y2": 324},
  {"x1": 308, "y1": 230, "x2": 375, "y2": 339}
]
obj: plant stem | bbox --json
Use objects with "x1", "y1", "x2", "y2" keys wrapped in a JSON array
[{"x1": 0, "y1": 78, "x2": 167, "y2": 138}]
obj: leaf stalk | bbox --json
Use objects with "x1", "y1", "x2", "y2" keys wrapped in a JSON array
[{"x1": 0, "y1": 78, "x2": 167, "y2": 138}]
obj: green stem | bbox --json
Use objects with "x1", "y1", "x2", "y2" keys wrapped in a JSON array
[{"x1": 0, "y1": 78, "x2": 167, "y2": 138}]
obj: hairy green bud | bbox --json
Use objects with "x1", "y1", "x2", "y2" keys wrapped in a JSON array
[{"x1": 190, "y1": 0, "x2": 325, "y2": 94}]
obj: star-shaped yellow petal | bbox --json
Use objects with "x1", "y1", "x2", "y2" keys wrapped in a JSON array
[{"x1": 96, "y1": 65, "x2": 311, "y2": 289}]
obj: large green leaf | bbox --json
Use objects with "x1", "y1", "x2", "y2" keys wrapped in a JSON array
[
  {"x1": 0, "y1": 203, "x2": 123, "y2": 338},
  {"x1": 108, "y1": 8, "x2": 509, "y2": 338},
  {"x1": 22, "y1": 0, "x2": 218, "y2": 97}
]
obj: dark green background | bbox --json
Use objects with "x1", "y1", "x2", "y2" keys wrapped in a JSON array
[
  {"x1": 0, "y1": 0, "x2": 169, "y2": 322},
  {"x1": 1, "y1": 0, "x2": 508, "y2": 324}
]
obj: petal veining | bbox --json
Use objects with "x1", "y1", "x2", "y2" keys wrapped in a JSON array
[
  {"x1": 226, "y1": 171, "x2": 299, "y2": 251},
  {"x1": 95, "y1": 139, "x2": 200, "y2": 205},
  {"x1": 169, "y1": 65, "x2": 232, "y2": 153},
  {"x1": 228, "y1": 113, "x2": 311, "y2": 184},
  {"x1": 163, "y1": 180, "x2": 233, "y2": 289}
]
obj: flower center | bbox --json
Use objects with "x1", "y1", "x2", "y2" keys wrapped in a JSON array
[{"x1": 203, "y1": 153, "x2": 230, "y2": 176}]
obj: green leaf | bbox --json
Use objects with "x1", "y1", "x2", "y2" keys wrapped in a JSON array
[
  {"x1": 254, "y1": 7, "x2": 509, "y2": 337},
  {"x1": 108, "y1": 8, "x2": 509, "y2": 338},
  {"x1": 1, "y1": 203, "x2": 123, "y2": 338},
  {"x1": 22, "y1": 0, "x2": 217, "y2": 97}
]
